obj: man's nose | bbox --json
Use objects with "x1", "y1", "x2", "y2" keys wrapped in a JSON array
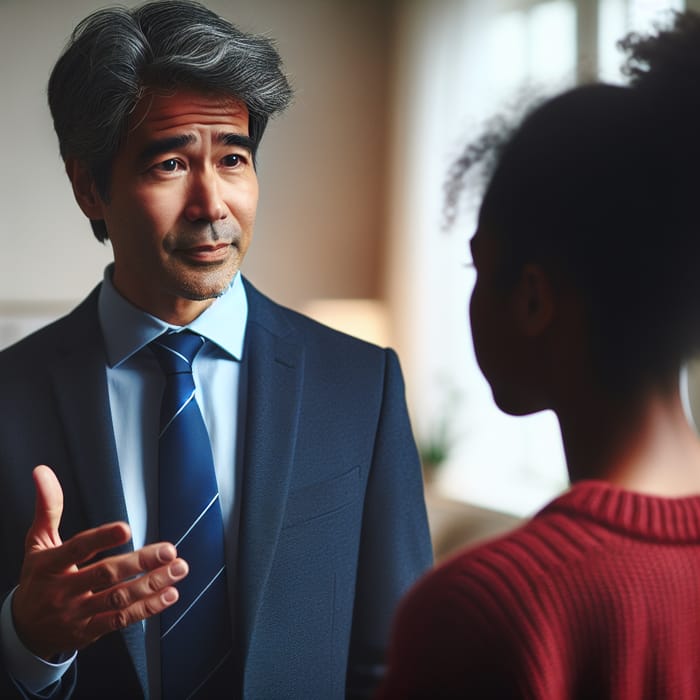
[{"x1": 184, "y1": 168, "x2": 227, "y2": 222}]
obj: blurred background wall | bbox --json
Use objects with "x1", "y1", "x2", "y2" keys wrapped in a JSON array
[{"x1": 1, "y1": 0, "x2": 696, "y2": 524}]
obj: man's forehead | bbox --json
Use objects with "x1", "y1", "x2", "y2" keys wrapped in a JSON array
[{"x1": 128, "y1": 89, "x2": 250, "y2": 136}]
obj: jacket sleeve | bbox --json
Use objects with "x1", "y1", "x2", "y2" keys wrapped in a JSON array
[
  {"x1": 0, "y1": 592, "x2": 77, "y2": 700},
  {"x1": 0, "y1": 667, "x2": 77, "y2": 700},
  {"x1": 345, "y1": 348, "x2": 433, "y2": 699}
]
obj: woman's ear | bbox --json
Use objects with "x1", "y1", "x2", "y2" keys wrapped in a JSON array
[
  {"x1": 65, "y1": 158, "x2": 105, "y2": 220},
  {"x1": 513, "y1": 264, "x2": 555, "y2": 337}
]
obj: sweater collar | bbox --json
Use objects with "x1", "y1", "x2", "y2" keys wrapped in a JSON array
[{"x1": 543, "y1": 480, "x2": 700, "y2": 543}]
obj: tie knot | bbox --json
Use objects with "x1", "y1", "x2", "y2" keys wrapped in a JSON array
[{"x1": 150, "y1": 330, "x2": 205, "y2": 375}]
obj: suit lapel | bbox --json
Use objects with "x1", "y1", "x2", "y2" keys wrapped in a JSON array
[
  {"x1": 236, "y1": 281, "x2": 305, "y2": 661},
  {"x1": 50, "y1": 303, "x2": 128, "y2": 530},
  {"x1": 48, "y1": 289, "x2": 149, "y2": 698}
]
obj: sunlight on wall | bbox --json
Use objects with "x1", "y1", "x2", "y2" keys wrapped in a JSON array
[{"x1": 302, "y1": 299, "x2": 390, "y2": 347}]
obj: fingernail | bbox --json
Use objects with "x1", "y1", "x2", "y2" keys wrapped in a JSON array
[
  {"x1": 158, "y1": 545, "x2": 175, "y2": 563},
  {"x1": 162, "y1": 589, "x2": 178, "y2": 604},
  {"x1": 170, "y1": 560, "x2": 187, "y2": 577}
]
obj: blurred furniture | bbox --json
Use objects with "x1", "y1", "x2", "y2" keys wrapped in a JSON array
[{"x1": 425, "y1": 486, "x2": 523, "y2": 562}]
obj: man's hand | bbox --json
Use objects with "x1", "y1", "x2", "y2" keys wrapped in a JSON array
[{"x1": 12, "y1": 465, "x2": 188, "y2": 660}]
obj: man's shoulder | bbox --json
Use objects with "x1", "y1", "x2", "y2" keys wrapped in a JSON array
[{"x1": 0, "y1": 286, "x2": 101, "y2": 369}]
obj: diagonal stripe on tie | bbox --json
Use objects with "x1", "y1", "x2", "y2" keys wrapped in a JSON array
[{"x1": 151, "y1": 330, "x2": 233, "y2": 699}]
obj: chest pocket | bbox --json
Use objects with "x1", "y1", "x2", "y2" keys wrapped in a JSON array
[{"x1": 282, "y1": 466, "x2": 361, "y2": 529}]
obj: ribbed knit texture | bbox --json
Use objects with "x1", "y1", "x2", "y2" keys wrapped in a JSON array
[{"x1": 378, "y1": 481, "x2": 700, "y2": 699}]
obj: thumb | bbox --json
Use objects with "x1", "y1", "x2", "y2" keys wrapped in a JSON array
[{"x1": 26, "y1": 465, "x2": 64, "y2": 551}]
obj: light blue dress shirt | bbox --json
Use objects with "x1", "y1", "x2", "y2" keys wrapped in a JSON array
[{"x1": 0, "y1": 267, "x2": 247, "y2": 698}]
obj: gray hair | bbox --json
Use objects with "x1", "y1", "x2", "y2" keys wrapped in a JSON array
[{"x1": 48, "y1": 0, "x2": 293, "y2": 241}]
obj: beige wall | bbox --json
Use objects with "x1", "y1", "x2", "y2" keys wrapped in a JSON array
[{"x1": 0, "y1": 0, "x2": 393, "y2": 311}]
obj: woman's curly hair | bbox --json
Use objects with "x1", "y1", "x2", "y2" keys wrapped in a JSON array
[{"x1": 447, "y1": 11, "x2": 700, "y2": 390}]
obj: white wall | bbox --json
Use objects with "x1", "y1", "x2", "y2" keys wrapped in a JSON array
[{"x1": 0, "y1": 0, "x2": 393, "y2": 311}]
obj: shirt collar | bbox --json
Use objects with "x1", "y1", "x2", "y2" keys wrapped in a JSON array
[{"x1": 98, "y1": 265, "x2": 248, "y2": 368}]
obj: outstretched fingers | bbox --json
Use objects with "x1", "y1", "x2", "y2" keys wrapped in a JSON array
[
  {"x1": 36, "y1": 521, "x2": 132, "y2": 574},
  {"x1": 65, "y1": 546, "x2": 188, "y2": 649},
  {"x1": 80, "y1": 556, "x2": 188, "y2": 635},
  {"x1": 71, "y1": 542, "x2": 176, "y2": 592}
]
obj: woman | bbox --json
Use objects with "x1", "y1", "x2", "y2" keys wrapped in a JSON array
[{"x1": 379, "y1": 12, "x2": 700, "y2": 699}]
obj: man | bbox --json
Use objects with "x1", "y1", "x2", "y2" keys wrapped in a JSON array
[{"x1": 0, "y1": 2, "x2": 432, "y2": 698}]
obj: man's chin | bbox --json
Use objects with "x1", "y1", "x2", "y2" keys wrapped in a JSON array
[
  {"x1": 183, "y1": 288, "x2": 229, "y2": 301},
  {"x1": 174, "y1": 274, "x2": 238, "y2": 302}
]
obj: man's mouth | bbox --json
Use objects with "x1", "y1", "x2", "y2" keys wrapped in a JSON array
[{"x1": 176, "y1": 242, "x2": 233, "y2": 263}]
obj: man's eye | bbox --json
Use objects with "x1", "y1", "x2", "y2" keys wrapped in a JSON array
[
  {"x1": 222, "y1": 154, "x2": 243, "y2": 167},
  {"x1": 157, "y1": 158, "x2": 180, "y2": 172}
]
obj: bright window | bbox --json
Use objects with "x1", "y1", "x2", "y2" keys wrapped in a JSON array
[{"x1": 599, "y1": 0, "x2": 685, "y2": 82}]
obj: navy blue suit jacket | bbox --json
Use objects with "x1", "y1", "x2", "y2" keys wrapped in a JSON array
[{"x1": 0, "y1": 279, "x2": 432, "y2": 699}]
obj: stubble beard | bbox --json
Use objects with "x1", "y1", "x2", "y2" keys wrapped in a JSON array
[
  {"x1": 166, "y1": 223, "x2": 244, "y2": 300},
  {"x1": 169, "y1": 254, "x2": 241, "y2": 301}
]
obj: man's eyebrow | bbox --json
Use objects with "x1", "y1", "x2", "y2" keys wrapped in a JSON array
[
  {"x1": 220, "y1": 133, "x2": 256, "y2": 153},
  {"x1": 137, "y1": 132, "x2": 256, "y2": 163},
  {"x1": 138, "y1": 134, "x2": 196, "y2": 163}
]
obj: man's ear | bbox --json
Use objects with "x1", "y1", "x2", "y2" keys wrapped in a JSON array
[
  {"x1": 65, "y1": 158, "x2": 104, "y2": 220},
  {"x1": 513, "y1": 264, "x2": 555, "y2": 337}
]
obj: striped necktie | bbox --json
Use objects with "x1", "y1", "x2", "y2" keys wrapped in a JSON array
[{"x1": 150, "y1": 330, "x2": 233, "y2": 699}]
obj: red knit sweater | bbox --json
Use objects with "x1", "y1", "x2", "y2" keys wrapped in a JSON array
[{"x1": 377, "y1": 481, "x2": 700, "y2": 699}]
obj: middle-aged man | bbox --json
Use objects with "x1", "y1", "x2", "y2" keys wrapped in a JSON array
[{"x1": 0, "y1": 2, "x2": 432, "y2": 698}]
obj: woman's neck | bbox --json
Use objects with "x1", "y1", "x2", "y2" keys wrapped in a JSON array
[{"x1": 557, "y1": 380, "x2": 700, "y2": 497}]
